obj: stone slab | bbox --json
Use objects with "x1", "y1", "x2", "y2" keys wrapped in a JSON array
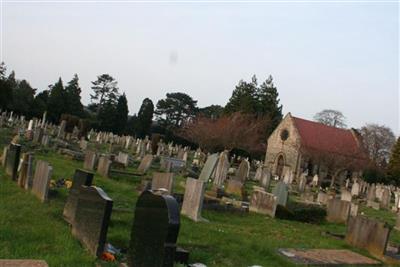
[{"x1": 278, "y1": 249, "x2": 380, "y2": 265}]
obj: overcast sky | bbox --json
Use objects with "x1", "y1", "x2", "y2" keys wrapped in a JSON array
[{"x1": 2, "y1": 1, "x2": 399, "y2": 133}]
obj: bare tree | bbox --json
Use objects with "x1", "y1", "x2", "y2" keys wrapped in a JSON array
[
  {"x1": 178, "y1": 112, "x2": 270, "y2": 155},
  {"x1": 360, "y1": 123, "x2": 396, "y2": 164},
  {"x1": 313, "y1": 109, "x2": 347, "y2": 128}
]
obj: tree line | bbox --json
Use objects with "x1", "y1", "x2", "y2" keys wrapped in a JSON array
[{"x1": 0, "y1": 63, "x2": 283, "y2": 153}]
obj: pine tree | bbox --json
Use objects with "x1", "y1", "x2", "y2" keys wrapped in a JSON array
[
  {"x1": 65, "y1": 74, "x2": 84, "y2": 117},
  {"x1": 11, "y1": 79, "x2": 36, "y2": 117},
  {"x1": 114, "y1": 93, "x2": 129, "y2": 134},
  {"x1": 224, "y1": 75, "x2": 258, "y2": 114},
  {"x1": 90, "y1": 74, "x2": 119, "y2": 115},
  {"x1": 257, "y1": 75, "x2": 283, "y2": 130},
  {"x1": 47, "y1": 78, "x2": 67, "y2": 123},
  {"x1": 388, "y1": 137, "x2": 400, "y2": 182},
  {"x1": 136, "y1": 98, "x2": 154, "y2": 138},
  {"x1": 0, "y1": 64, "x2": 13, "y2": 110}
]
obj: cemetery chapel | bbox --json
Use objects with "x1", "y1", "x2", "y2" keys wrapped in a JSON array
[{"x1": 264, "y1": 113, "x2": 368, "y2": 184}]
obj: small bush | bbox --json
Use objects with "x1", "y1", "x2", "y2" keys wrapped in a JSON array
[{"x1": 276, "y1": 202, "x2": 326, "y2": 224}]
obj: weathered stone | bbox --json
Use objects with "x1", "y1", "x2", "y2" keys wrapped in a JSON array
[
  {"x1": 317, "y1": 192, "x2": 329, "y2": 205},
  {"x1": 63, "y1": 169, "x2": 94, "y2": 224},
  {"x1": 272, "y1": 181, "x2": 288, "y2": 207},
  {"x1": 225, "y1": 180, "x2": 244, "y2": 199},
  {"x1": 340, "y1": 190, "x2": 352, "y2": 202},
  {"x1": 1, "y1": 146, "x2": 8, "y2": 167},
  {"x1": 213, "y1": 151, "x2": 229, "y2": 187},
  {"x1": 298, "y1": 173, "x2": 307, "y2": 193},
  {"x1": 181, "y1": 178, "x2": 206, "y2": 222},
  {"x1": 249, "y1": 189, "x2": 277, "y2": 217},
  {"x1": 72, "y1": 186, "x2": 113, "y2": 257},
  {"x1": 31, "y1": 160, "x2": 53, "y2": 202},
  {"x1": 380, "y1": 188, "x2": 391, "y2": 209},
  {"x1": 235, "y1": 159, "x2": 250, "y2": 182},
  {"x1": 198, "y1": 153, "x2": 219, "y2": 182},
  {"x1": 350, "y1": 203, "x2": 359, "y2": 217},
  {"x1": 367, "y1": 200, "x2": 380, "y2": 210},
  {"x1": 128, "y1": 190, "x2": 180, "y2": 267},
  {"x1": 279, "y1": 249, "x2": 379, "y2": 265},
  {"x1": 5, "y1": 143, "x2": 21, "y2": 180},
  {"x1": 346, "y1": 215, "x2": 390, "y2": 258},
  {"x1": 326, "y1": 198, "x2": 351, "y2": 224},
  {"x1": 151, "y1": 172, "x2": 174, "y2": 194},
  {"x1": 97, "y1": 156, "x2": 111, "y2": 177},
  {"x1": 137, "y1": 154, "x2": 153, "y2": 174},
  {"x1": 83, "y1": 150, "x2": 97, "y2": 171},
  {"x1": 17, "y1": 153, "x2": 33, "y2": 188},
  {"x1": 351, "y1": 181, "x2": 360, "y2": 196},
  {"x1": 259, "y1": 168, "x2": 271, "y2": 191}
]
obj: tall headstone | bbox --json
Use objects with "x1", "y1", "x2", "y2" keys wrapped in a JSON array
[
  {"x1": 272, "y1": 181, "x2": 288, "y2": 207},
  {"x1": 83, "y1": 151, "x2": 97, "y2": 171},
  {"x1": 198, "y1": 153, "x2": 219, "y2": 182},
  {"x1": 5, "y1": 144, "x2": 21, "y2": 180},
  {"x1": 1, "y1": 146, "x2": 8, "y2": 167},
  {"x1": 260, "y1": 168, "x2": 271, "y2": 190},
  {"x1": 137, "y1": 154, "x2": 154, "y2": 174},
  {"x1": 97, "y1": 156, "x2": 111, "y2": 178},
  {"x1": 151, "y1": 172, "x2": 174, "y2": 194},
  {"x1": 235, "y1": 159, "x2": 250, "y2": 182},
  {"x1": 181, "y1": 178, "x2": 206, "y2": 222},
  {"x1": 341, "y1": 190, "x2": 352, "y2": 202},
  {"x1": 346, "y1": 215, "x2": 390, "y2": 258},
  {"x1": 72, "y1": 186, "x2": 113, "y2": 257},
  {"x1": 326, "y1": 198, "x2": 351, "y2": 224},
  {"x1": 58, "y1": 120, "x2": 67, "y2": 139},
  {"x1": 63, "y1": 169, "x2": 94, "y2": 224},
  {"x1": 31, "y1": 160, "x2": 53, "y2": 202},
  {"x1": 24, "y1": 153, "x2": 35, "y2": 190},
  {"x1": 128, "y1": 190, "x2": 180, "y2": 267},
  {"x1": 380, "y1": 188, "x2": 391, "y2": 209},
  {"x1": 298, "y1": 173, "x2": 307, "y2": 193},
  {"x1": 351, "y1": 181, "x2": 360, "y2": 197},
  {"x1": 17, "y1": 153, "x2": 33, "y2": 188},
  {"x1": 213, "y1": 151, "x2": 229, "y2": 187}
]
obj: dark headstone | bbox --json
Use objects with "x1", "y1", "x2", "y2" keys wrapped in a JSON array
[
  {"x1": 72, "y1": 186, "x2": 113, "y2": 257},
  {"x1": 5, "y1": 143, "x2": 21, "y2": 180},
  {"x1": 128, "y1": 190, "x2": 180, "y2": 267},
  {"x1": 63, "y1": 169, "x2": 94, "y2": 224}
]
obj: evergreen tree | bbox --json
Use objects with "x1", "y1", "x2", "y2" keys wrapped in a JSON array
[
  {"x1": 257, "y1": 75, "x2": 283, "y2": 130},
  {"x1": 126, "y1": 114, "x2": 139, "y2": 136},
  {"x1": 65, "y1": 74, "x2": 84, "y2": 117},
  {"x1": 0, "y1": 64, "x2": 13, "y2": 110},
  {"x1": 97, "y1": 100, "x2": 117, "y2": 132},
  {"x1": 90, "y1": 74, "x2": 119, "y2": 115},
  {"x1": 31, "y1": 90, "x2": 49, "y2": 118},
  {"x1": 47, "y1": 78, "x2": 67, "y2": 123},
  {"x1": 11, "y1": 79, "x2": 36, "y2": 117},
  {"x1": 114, "y1": 93, "x2": 129, "y2": 134},
  {"x1": 199, "y1": 105, "x2": 224, "y2": 119},
  {"x1": 224, "y1": 75, "x2": 258, "y2": 114},
  {"x1": 136, "y1": 98, "x2": 154, "y2": 138},
  {"x1": 155, "y1": 92, "x2": 197, "y2": 128},
  {"x1": 388, "y1": 137, "x2": 400, "y2": 183}
]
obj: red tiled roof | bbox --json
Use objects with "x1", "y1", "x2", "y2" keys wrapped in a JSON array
[{"x1": 292, "y1": 116, "x2": 366, "y2": 158}]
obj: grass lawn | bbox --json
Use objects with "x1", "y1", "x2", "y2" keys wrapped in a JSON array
[{"x1": 1, "y1": 129, "x2": 400, "y2": 267}]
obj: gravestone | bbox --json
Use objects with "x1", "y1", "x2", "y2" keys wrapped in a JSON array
[
  {"x1": 137, "y1": 154, "x2": 154, "y2": 174},
  {"x1": 351, "y1": 181, "x2": 360, "y2": 196},
  {"x1": 259, "y1": 168, "x2": 271, "y2": 190},
  {"x1": 128, "y1": 190, "x2": 180, "y2": 267},
  {"x1": 346, "y1": 215, "x2": 390, "y2": 258},
  {"x1": 24, "y1": 153, "x2": 35, "y2": 190},
  {"x1": 225, "y1": 180, "x2": 244, "y2": 199},
  {"x1": 116, "y1": 152, "x2": 129, "y2": 167},
  {"x1": 151, "y1": 172, "x2": 174, "y2": 194},
  {"x1": 367, "y1": 184, "x2": 376, "y2": 201},
  {"x1": 235, "y1": 159, "x2": 250, "y2": 182},
  {"x1": 298, "y1": 173, "x2": 307, "y2": 192},
  {"x1": 254, "y1": 165, "x2": 263, "y2": 181},
  {"x1": 97, "y1": 156, "x2": 111, "y2": 177},
  {"x1": 350, "y1": 203, "x2": 359, "y2": 217},
  {"x1": 249, "y1": 188, "x2": 277, "y2": 217},
  {"x1": 181, "y1": 178, "x2": 206, "y2": 222},
  {"x1": 198, "y1": 153, "x2": 219, "y2": 182},
  {"x1": 326, "y1": 198, "x2": 351, "y2": 224},
  {"x1": 272, "y1": 181, "x2": 288, "y2": 207},
  {"x1": 213, "y1": 151, "x2": 229, "y2": 187},
  {"x1": 58, "y1": 120, "x2": 67, "y2": 139},
  {"x1": 31, "y1": 160, "x2": 53, "y2": 202},
  {"x1": 5, "y1": 143, "x2": 21, "y2": 180},
  {"x1": 317, "y1": 192, "x2": 329, "y2": 205},
  {"x1": 380, "y1": 188, "x2": 390, "y2": 209},
  {"x1": 72, "y1": 186, "x2": 113, "y2": 257},
  {"x1": 17, "y1": 153, "x2": 33, "y2": 188},
  {"x1": 1, "y1": 146, "x2": 8, "y2": 167},
  {"x1": 340, "y1": 190, "x2": 352, "y2": 202},
  {"x1": 63, "y1": 169, "x2": 94, "y2": 224},
  {"x1": 83, "y1": 151, "x2": 97, "y2": 171}
]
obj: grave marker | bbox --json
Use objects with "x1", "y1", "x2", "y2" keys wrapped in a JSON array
[
  {"x1": 31, "y1": 160, "x2": 53, "y2": 202},
  {"x1": 181, "y1": 178, "x2": 206, "y2": 222}
]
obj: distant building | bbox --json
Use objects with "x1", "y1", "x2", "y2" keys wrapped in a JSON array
[{"x1": 264, "y1": 113, "x2": 368, "y2": 185}]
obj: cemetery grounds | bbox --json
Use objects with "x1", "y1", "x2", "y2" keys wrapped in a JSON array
[{"x1": 1, "y1": 127, "x2": 400, "y2": 267}]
